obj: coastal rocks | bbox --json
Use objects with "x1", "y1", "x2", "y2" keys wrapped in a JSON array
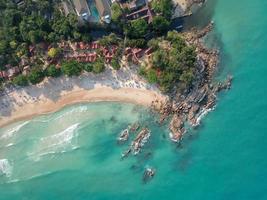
[
  {"x1": 215, "y1": 75, "x2": 233, "y2": 92},
  {"x1": 188, "y1": 104, "x2": 200, "y2": 121},
  {"x1": 153, "y1": 100, "x2": 173, "y2": 124},
  {"x1": 129, "y1": 122, "x2": 140, "y2": 132},
  {"x1": 121, "y1": 128, "x2": 151, "y2": 159},
  {"x1": 164, "y1": 22, "x2": 233, "y2": 142},
  {"x1": 169, "y1": 114, "x2": 185, "y2": 142},
  {"x1": 143, "y1": 167, "x2": 156, "y2": 183},
  {"x1": 117, "y1": 128, "x2": 129, "y2": 144},
  {"x1": 131, "y1": 128, "x2": 151, "y2": 155}
]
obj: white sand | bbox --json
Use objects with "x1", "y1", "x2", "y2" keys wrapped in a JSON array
[{"x1": 0, "y1": 66, "x2": 166, "y2": 127}]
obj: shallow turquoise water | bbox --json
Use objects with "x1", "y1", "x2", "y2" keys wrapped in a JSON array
[{"x1": 1, "y1": 0, "x2": 267, "y2": 199}]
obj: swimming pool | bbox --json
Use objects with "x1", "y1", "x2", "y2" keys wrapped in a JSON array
[{"x1": 87, "y1": 0, "x2": 100, "y2": 23}]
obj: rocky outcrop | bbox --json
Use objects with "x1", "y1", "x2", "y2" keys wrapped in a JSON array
[
  {"x1": 156, "y1": 22, "x2": 233, "y2": 142},
  {"x1": 169, "y1": 114, "x2": 185, "y2": 142}
]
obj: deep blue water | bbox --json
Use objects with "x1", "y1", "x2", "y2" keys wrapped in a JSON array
[{"x1": 1, "y1": 0, "x2": 267, "y2": 199}]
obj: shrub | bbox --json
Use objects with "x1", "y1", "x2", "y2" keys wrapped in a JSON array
[
  {"x1": 93, "y1": 58, "x2": 105, "y2": 74},
  {"x1": 28, "y1": 69, "x2": 45, "y2": 84},
  {"x1": 13, "y1": 74, "x2": 28, "y2": 86},
  {"x1": 111, "y1": 58, "x2": 120, "y2": 70},
  {"x1": 46, "y1": 65, "x2": 61, "y2": 77},
  {"x1": 83, "y1": 63, "x2": 93, "y2": 72},
  {"x1": 146, "y1": 69, "x2": 158, "y2": 83},
  {"x1": 48, "y1": 48, "x2": 61, "y2": 58},
  {"x1": 61, "y1": 60, "x2": 82, "y2": 76}
]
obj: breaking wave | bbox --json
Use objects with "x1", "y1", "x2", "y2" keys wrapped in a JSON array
[
  {"x1": 195, "y1": 108, "x2": 214, "y2": 126},
  {"x1": 0, "y1": 159, "x2": 12, "y2": 177},
  {"x1": 0, "y1": 121, "x2": 29, "y2": 140},
  {"x1": 7, "y1": 171, "x2": 57, "y2": 184},
  {"x1": 53, "y1": 106, "x2": 88, "y2": 121},
  {"x1": 33, "y1": 105, "x2": 89, "y2": 123},
  {"x1": 5, "y1": 143, "x2": 14, "y2": 147},
  {"x1": 28, "y1": 123, "x2": 80, "y2": 160}
]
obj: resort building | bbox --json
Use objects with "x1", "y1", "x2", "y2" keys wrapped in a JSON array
[
  {"x1": 118, "y1": 0, "x2": 153, "y2": 23},
  {"x1": 73, "y1": 0, "x2": 91, "y2": 21},
  {"x1": 62, "y1": 0, "x2": 76, "y2": 16},
  {"x1": 61, "y1": 0, "x2": 111, "y2": 24},
  {"x1": 95, "y1": 0, "x2": 112, "y2": 24},
  {"x1": 126, "y1": 5, "x2": 153, "y2": 23}
]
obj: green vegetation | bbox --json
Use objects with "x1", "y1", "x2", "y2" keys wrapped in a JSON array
[
  {"x1": 82, "y1": 63, "x2": 93, "y2": 72},
  {"x1": 46, "y1": 65, "x2": 61, "y2": 77},
  {"x1": 61, "y1": 60, "x2": 82, "y2": 77},
  {"x1": 0, "y1": 0, "x2": 90, "y2": 67},
  {"x1": 111, "y1": 58, "x2": 120, "y2": 70},
  {"x1": 13, "y1": 74, "x2": 28, "y2": 86},
  {"x1": 126, "y1": 39, "x2": 147, "y2": 48},
  {"x1": 141, "y1": 31, "x2": 197, "y2": 92},
  {"x1": 152, "y1": 16, "x2": 170, "y2": 34},
  {"x1": 148, "y1": 38, "x2": 160, "y2": 50},
  {"x1": 146, "y1": 69, "x2": 158, "y2": 83},
  {"x1": 151, "y1": 0, "x2": 174, "y2": 19},
  {"x1": 28, "y1": 68, "x2": 45, "y2": 84},
  {"x1": 126, "y1": 19, "x2": 148, "y2": 39},
  {"x1": 92, "y1": 58, "x2": 105, "y2": 74},
  {"x1": 111, "y1": 2, "x2": 123, "y2": 24},
  {"x1": 0, "y1": 0, "x2": 196, "y2": 94},
  {"x1": 47, "y1": 48, "x2": 61, "y2": 59},
  {"x1": 98, "y1": 33, "x2": 121, "y2": 46}
]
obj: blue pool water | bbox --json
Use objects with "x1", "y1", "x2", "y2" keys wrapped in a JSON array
[{"x1": 88, "y1": 0, "x2": 100, "y2": 22}]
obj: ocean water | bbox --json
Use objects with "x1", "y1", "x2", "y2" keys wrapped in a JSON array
[{"x1": 1, "y1": 0, "x2": 267, "y2": 199}]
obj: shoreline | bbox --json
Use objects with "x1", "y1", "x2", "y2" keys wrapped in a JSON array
[
  {"x1": 0, "y1": 87, "x2": 165, "y2": 128},
  {"x1": 0, "y1": 66, "x2": 166, "y2": 128}
]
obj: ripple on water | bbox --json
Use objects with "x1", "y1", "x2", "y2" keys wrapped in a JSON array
[{"x1": 0, "y1": 121, "x2": 29, "y2": 140}]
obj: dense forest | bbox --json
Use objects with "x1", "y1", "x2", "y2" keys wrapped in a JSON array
[
  {"x1": 140, "y1": 31, "x2": 197, "y2": 92},
  {"x1": 0, "y1": 0, "x2": 91, "y2": 71},
  {"x1": 0, "y1": 0, "x2": 197, "y2": 94}
]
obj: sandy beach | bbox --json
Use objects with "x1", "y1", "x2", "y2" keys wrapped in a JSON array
[{"x1": 0, "y1": 66, "x2": 166, "y2": 128}]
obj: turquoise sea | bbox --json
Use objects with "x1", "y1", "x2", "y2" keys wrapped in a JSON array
[{"x1": 1, "y1": 0, "x2": 267, "y2": 199}]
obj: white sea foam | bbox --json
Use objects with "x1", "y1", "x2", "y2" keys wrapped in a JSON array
[
  {"x1": 32, "y1": 106, "x2": 88, "y2": 123},
  {"x1": 0, "y1": 159, "x2": 12, "y2": 177},
  {"x1": 39, "y1": 123, "x2": 79, "y2": 147},
  {"x1": 0, "y1": 121, "x2": 29, "y2": 140},
  {"x1": 5, "y1": 143, "x2": 14, "y2": 147},
  {"x1": 53, "y1": 106, "x2": 88, "y2": 121},
  {"x1": 28, "y1": 123, "x2": 80, "y2": 160},
  {"x1": 194, "y1": 108, "x2": 214, "y2": 126},
  {"x1": 7, "y1": 171, "x2": 55, "y2": 184}
]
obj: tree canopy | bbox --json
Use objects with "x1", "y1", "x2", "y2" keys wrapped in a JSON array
[
  {"x1": 127, "y1": 19, "x2": 148, "y2": 39},
  {"x1": 0, "y1": 0, "x2": 89, "y2": 66},
  {"x1": 61, "y1": 60, "x2": 82, "y2": 77},
  {"x1": 142, "y1": 31, "x2": 197, "y2": 92},
  {"x1": 47, "y1": 48, "x2": 61, "y2": 58},
  {"x1": 152, "y1": 16, "x2": 170, "y2": 34},
  {"x1": 13, "y1": 74, "x2": 28, "y2": 86},
  {"x1": 111, "y1": 58, "x2": 120, "y2": 70},
  {"x1": 151, "y1": 0, "x2": 173, "y2": 19},
  {"x1": 111, "y1": 2, "x2": 123, "y2": 24},
  {"x1": 28, "y1": 68, "x2": 45, "y2": 84},
  {"x1": 92, "y1": 58, "x2": 105, "y2": 74},
  {"x1": 46, "y1": 64, "x2": 61, "y2": 77}
]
